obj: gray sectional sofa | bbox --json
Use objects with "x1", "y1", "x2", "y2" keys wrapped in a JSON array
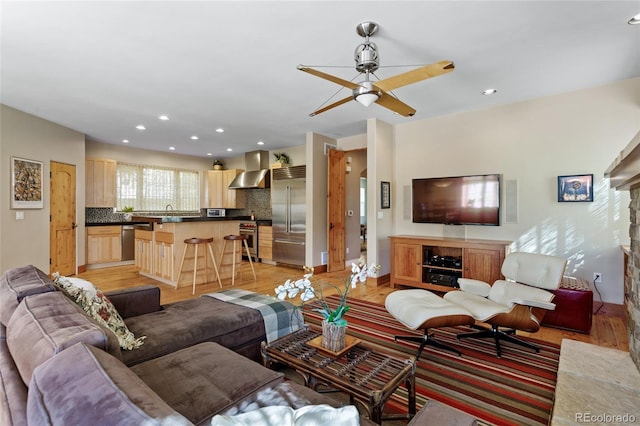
[{"x1": 0, "y1": 265, "x2": 476, "y2": 425}]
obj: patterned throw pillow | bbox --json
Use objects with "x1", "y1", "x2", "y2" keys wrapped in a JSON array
[{"x1": 52, "y1": 273, "x2": 145, "y2": 350}]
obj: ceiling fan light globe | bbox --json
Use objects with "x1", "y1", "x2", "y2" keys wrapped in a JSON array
[
  {"x1": 353, "y1": 81, "x2": 381, "y2": 107},
  {"x1": 355, "y1": 93, "x2": 379, "y2": 107}
]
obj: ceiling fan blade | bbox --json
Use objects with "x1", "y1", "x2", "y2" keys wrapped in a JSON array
[
  {"x1": 374, "y1": 60, "x2": 455, "y2": 92},
  {"x1": 297, "y1": 65, "x2": 360, "y2": 90},
  {"x1": 308, "y1": 96, "x2": 353, "y2": 117},
  {"x1": 375, "y1": 91, "x2": 416, "y2": 117}
]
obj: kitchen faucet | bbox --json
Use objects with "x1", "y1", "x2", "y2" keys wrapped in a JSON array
[{"x1": 165, "y1": 204, "x2": 174, "y2": 211}]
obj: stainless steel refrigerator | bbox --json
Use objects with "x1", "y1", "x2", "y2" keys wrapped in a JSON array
[{"x1": 272, "y1": 165, "x2": 306, "y2": 266}]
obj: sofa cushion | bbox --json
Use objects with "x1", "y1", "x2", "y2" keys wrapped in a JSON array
[
  {"x1": 0, "y1": 323, "x2": 28, "y2": 426},
  {"x1": 53, "y1": 273, "x2": 146, "y2": 350},
  {"x1": 28, "y1": 343, "x2": 191, "y2": 425},
  {"x1": 121, "y1": 297, "x2": 265, "y2": 366},
  {"x1": 6, "y1": 291, "x2": 121, "y2": 385},
  {"x1": 130, "y1": 342, "x2": 284, "y2": 425},
  {"x1": 0, "y1": 265, "x2": 56, "y2": 326}
]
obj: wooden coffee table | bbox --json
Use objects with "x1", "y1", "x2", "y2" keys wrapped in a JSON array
[{"x1": 262, "y1": 327, "x2": 416, "y2": 424}]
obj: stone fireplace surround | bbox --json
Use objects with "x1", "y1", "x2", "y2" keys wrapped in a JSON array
[{"x1": 606, "y1": 129, "x2": 640, "y2": 373}]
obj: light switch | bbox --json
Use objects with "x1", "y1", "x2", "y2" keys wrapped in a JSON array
[
  {"x1": 378, "y1": 211, "x2": 383, "y2": 219},
  {"x1": 16, "y1": 211, "x2": 24, "y2": 220}
]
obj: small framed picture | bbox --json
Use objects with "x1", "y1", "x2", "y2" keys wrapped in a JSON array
[
  {"x1": 11, "y1": 157, "x2": 44, "y2": 209},
  {"x1": 381, "y1": 181, "x2": 391, "y2": 209},
  {"x1": 557, "y1": 174, "x2": 593, "y2": 202}
]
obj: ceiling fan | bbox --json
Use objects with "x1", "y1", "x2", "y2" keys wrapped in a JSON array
[{"x1": 297, "y1": 21, "x2": 454, "y2": 117}]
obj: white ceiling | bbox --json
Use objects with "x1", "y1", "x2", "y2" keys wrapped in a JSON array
[{"x1": 2, "y1": 1, "x2": 639, "y2": 160}]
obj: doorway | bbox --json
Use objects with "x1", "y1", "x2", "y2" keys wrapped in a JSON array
[{"x1": 50, "y1": 161, "x2": 76, "y2": 275}]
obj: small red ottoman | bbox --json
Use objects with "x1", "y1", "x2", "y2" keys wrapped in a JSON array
[{"x1": 541, "y1": 276, "x2": 593, "y2": 333}]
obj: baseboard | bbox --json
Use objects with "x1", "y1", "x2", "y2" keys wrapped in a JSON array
[{"x1": 77, "y1": 264, "x2": 87, "y2": 274}]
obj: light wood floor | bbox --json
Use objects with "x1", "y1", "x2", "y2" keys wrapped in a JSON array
[{"x1": 79, "y1": 261, "x2": 629, "y2": 352}]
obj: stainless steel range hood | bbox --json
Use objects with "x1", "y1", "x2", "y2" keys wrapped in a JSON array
[{"x1": 228, "y1": 150, "x2": 270, "y2": 189}]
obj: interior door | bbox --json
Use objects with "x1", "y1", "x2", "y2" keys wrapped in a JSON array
[
  {"x1": 50, "y1": 161, "x2": 76, "y2": 275},
  {"x1": 327, "y1": 149, "x2": 346, "y2": 272}
]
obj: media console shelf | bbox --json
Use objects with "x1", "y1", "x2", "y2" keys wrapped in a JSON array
[{"x1": 390, "y1": 235, "x2": 512, "y2": 292}]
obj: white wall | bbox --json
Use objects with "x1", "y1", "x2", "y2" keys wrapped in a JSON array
[
  {"x1": 1, "y1": 105, "x2": 86, "y2": 273},
  {"x1": 393, "y1": 78, "x2": 640, "y2": 304},
  {"x1": 367, "y1": 119, "x2": 395, "y2": 277}
]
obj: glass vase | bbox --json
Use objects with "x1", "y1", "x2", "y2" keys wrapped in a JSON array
[{"x1": 322, "y1": 320, "x2": 346, "y2": 352}]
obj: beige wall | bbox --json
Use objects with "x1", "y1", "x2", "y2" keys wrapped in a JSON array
[
  {"x1": 1, "y1": 105, "x2": 86, "y2": 273},
  {"x1": 393, "y1": 77, "x2": 640, "y2": 303}
]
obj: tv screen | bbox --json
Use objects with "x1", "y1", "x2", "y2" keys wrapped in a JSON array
[{"x1": 412, "y1": 174, "x2": 501, "y2": 226}]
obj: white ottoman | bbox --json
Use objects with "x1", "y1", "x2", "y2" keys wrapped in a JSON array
[{"x1": 386, "y1": 289, "x2": 475, "y2": 357}]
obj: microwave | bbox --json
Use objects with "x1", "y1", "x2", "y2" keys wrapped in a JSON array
[{"x1": 207, "y1": 208, "x2": 226, "y2": 217}]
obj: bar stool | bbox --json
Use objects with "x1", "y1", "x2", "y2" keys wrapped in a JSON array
[
  {"x1": 177, "y1": 237, "x2": 221, "y2": 295},
  {"x1": 220, "y1": 235, "x2": 256, "y2": 286}
]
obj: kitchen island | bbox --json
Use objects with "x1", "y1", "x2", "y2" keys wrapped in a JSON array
[{"x1": 132, "y1": 216, "x2": 248, "y2": 289}]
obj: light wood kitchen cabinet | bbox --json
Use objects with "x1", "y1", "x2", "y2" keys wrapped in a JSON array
[
  {"x1": 390, "y1": 236, "x2": 511, "y2": 292},
  {"x1": 86, "y1": 158, "x2": 117, "y2": 207},
  {"x1": 134, "y1": 229, "x2": 153, "y2": 274},
  {"x1": 206, "y1": 169, "x2": 246, "y2": 208},
  {"x1": 86, "y1": 226, "x2": 122, "y2": 264},
  {"x1": 258, "y1": 225, "x2": 272, "y2": 261},
  {"x1": 390, "y1": 242, "x2": 422, "y2": 285},
  {"x1": 153, "y1": 231, "x2": 174, "y2": 281}
]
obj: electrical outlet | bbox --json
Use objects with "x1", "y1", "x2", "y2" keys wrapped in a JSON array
[
  {"x1": 593, "y1": 272, "x2": 602, "y2": 283},
  {"x1": 346, "y1": 247, "x2": 350, "y2": 254}
]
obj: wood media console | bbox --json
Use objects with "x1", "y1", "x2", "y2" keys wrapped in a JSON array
[{"x1": 389, "y1": 236, "x2": 512, "y2": 292}]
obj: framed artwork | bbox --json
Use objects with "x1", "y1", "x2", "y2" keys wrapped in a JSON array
[
  {"x1": 381, "y1": 181, "x2": 391, "y2": 209},
  {"x1": 557, "y1": 174, "x2": 593, "y2": 202},
  {"x1": 11, "y1": 157, "x2": 44, "y2": 209}
]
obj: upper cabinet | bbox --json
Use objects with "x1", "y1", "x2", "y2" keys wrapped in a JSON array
[
  {"x1": 206, "y1": 169, "x2": 246, "y2": 208},
  {"x1": 86, "y1": 158, "x2": 117, "y2": 207}
]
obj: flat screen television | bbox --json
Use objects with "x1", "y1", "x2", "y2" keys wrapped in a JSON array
[{"x1": 412, "y1": 174, "x2": 501, "y2": 226}]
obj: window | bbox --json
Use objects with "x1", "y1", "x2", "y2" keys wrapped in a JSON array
[{"x1": 116, "y1": 162, "x2": 200, "y2": 211}]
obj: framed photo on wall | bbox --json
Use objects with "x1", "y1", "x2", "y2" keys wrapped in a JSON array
[
  {"x1": 11, "y1": 156, "x2": 44, "y2": 209},
  {"x1": 557, "y1": 174, "x2": 593, "y2": 202},
  {"x1": 381, "y1": 181, "x2": 391, "y2": 209}
]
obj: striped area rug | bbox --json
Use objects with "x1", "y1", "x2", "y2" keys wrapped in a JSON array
[{"x1": 303, "y1": 295, "x2": 560, "y2": 426}]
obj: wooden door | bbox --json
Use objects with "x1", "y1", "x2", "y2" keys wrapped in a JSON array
[
  {"x1": 50, "y1": 161, "x2": 76, "y2": 275},
  {"x1": 327, "y1": 149, "x2": 346, "y2": 272},
  {"x1": 463, "y1": 247, "x2": 503, "y2": 283}
]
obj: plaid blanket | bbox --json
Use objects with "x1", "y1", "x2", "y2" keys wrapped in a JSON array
[{"x1": 205, "y1": 289, "x2": 303, "y2": 343}]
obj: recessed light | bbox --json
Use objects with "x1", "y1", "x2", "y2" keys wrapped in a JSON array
[
  {"x1": 629, "y1": 13, "x2": 640, "y2": 25},
  {"x1": 122, "y1": 139, "x2": 129, "y2": 143},
  {"x1": 190, "y1": 135, "x2": 199, "y2": 140},
  {"x1": 207, "y1": 153, "x2": 213, "y2": 156},
  {"x1": 226, "y1": 148, "x2": 233, "y2": 152},
  {"x1": 169, "y1": 146, "x2": 176, "y2": 151},
  {"x1": 136, "y1": 125, "x2": 146, "y2": 130},
  {"x1": 482, "y1": 88, "x2": 497, "y2": 95},
  {"x1": 158, "y1": 115, "x2": 169, "y2": 121},
  {"x1": 257, "y1": 141, "x2": 264, "y2": 145},
  {"x1": 216, "y1": 128, "x2": 224, "y2": 133}
]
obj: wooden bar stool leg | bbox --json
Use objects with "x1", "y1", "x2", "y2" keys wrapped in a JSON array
[
  {"x1": 207, "y1": 242, "x2": 222, "y2": 287},
  {"x1": 242, "y1": 239, "x2": 257, "y2": 280},
  {"x1": 192, "y1": 244, "x2": 199, "y2": 295},
  {"x1": 231, "y1": 239, "x2": 237, "y2": 286}
]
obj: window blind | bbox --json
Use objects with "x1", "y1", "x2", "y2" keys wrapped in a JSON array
[{"x1": 116, "y1": 162, "x2": 199, "y2": 211}]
